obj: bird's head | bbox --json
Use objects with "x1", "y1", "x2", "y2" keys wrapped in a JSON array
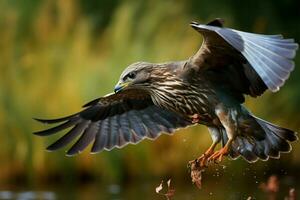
[
  {"x1": 114, "y1": 61, "x2": 182, "y2": 94},
  {"x1": 114, "y1": 62, "x2": 155, "y2": 93}
]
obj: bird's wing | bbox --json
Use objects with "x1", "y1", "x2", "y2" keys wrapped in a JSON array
[
  {"x1": 189, "y1": 19, "x2": 298, "y2": 99},
  {"x1": 34, "y1": 89, "x2": 191, "y2": 156}
]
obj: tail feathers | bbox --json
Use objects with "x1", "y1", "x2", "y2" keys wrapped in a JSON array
[
  {"x1": 254, "y1": 116, "x2": 298, "y2": 141},
  {"x1": 222, "y1": 116, "x2": 297, "y2": 162}
]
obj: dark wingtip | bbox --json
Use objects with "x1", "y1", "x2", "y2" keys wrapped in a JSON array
[
  {"x1": 206, "y1": 18, "x2": 225, "y2": 27},
  {"x1": 292, "y1": 131, "x2": 298, "y2": 141},
  {"x1": 33, "y1": 131, "x2": 44, "y2": 136},
  {"x1": 46, "y1": 142, "x2": 62, "y2": 152},
  {"x1": 46, "y1": 146, "x2": 56, "y2": 152},
  {"x1": 33, "y1": 129, "x2": 58, "y2": 136},
  {"x1": 190, "y1": 18, "x2": 224, "y2": 31},
  {"x1": 66, "y1": 153, "x2": 77, "y2": 157},
  {"x1": 90, "y1": 150, "x2": 102, "y2": 154},
  {"x1": 33, "y1": 119, "x2": 79, "y2": 136},
  {"x1": 33, "y1": 114, "x2": 76, "y2": 124},
  {"x1": 66, "y1": 149, "x2": 80, "y2": 157},
  {"x1": 33, "y1": 118, "x2": 51, "y2": 124},
  {"x1": 282, "y1": 129, "x2": 298, "y2": 142},
  {"x1": 90, "y1": 145, "x2": 105, "y2": 154}
]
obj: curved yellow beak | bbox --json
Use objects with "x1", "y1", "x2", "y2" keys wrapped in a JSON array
[{"x1": 114, "y1": 82, "x2": 130, "y2": 93}]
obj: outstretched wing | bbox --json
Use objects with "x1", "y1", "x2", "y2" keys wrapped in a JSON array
[
  {"x1": 34, "y1": 89, "x2": 191, "y2": 156},
  {"x1": 189, "y1": 19, "x2": 298, "y2": 101}
]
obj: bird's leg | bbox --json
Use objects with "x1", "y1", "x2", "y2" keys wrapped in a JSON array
[
  {"x1": 197, "y1": 141, "x2": 218, "y2": 167},
  {"x1": 187, "y1": 127, "x2": 221, "y2": 188},
  {"x1": 208, "y1": 105, "x2": 237, "y2": 163},
  {"x1": 196, "y1": 127, "x2": 221, "y2": 167},
  {"x1": 208, "y1": 139, "x2": 233, "y2": 162}
]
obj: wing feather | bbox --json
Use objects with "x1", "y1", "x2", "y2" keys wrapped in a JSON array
[
  {"x1": 140, "y1": 111, "x2": 161, "y2": 139},
  {"x1": 127, "y1": 110, "x2": 148, "y2": 138},
  {"x1": 91, "y1": 120, "x2": 108, "y2": 153},
  {"x1": 66, "y1": 123, "x2": 99, "y2": 156},
  {"x1": 33, "y1": 118, "x2": 80, "y2": 136},
  {"x1": 118, "y1": 113, "x2": 132, "y2": 143},
  {"x1": 107, "y1": 115, "x2": 119, "y2": 150},
  {"x1": 190, "y1": 21, "x2": 298, "y2": 93},
  {"x1": 46, "y1": 121, "x2": 89, "y2": 151},
  {"x1": 34, "y1": 89, "x2": 191, "y2": 155}
]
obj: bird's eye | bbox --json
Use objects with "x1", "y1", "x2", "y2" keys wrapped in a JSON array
[{"x1": 127, "y1": 72, "x2": 136, "y2": 79}]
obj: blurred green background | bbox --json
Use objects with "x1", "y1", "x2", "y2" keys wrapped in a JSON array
[{"x1": 0, "y1": 0, "x2": 299, "y2": 199}]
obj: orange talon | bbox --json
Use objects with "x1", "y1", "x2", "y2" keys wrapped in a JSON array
[
  {"x1": 208, "y1": 145, "x2": 229, "y2": 163},
  {"x1": 196, "y1": 146, "x2": 216, "y2": 167},
  {"x1": 197, "y1": 154, "x2": 209, "y2": 167}
]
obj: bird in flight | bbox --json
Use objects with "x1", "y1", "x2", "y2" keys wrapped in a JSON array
[{"x1": 34, "y1": 19, "x2": 298, "y2": 166}]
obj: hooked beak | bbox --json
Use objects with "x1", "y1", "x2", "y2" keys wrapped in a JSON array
[{"x1": 114, "y1": 82, "x2": 130, "y2": 93}]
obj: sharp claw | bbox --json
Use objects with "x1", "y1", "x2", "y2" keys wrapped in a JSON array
[
  {"x1": 207, "y1": 147, "x2": 229, "y2": 163},
  {"x1": 195, "y1": 153, "x2": 209, "y2": 168},
  {"x1": 200, "y1": 159, "x2": 206, "y2": 167},
  {"x1": 208, "y1": 153, "x2": 216, "y2": 161},
  {"x1": 219, "y1": 155, "x2": 223, "y2": 162},
  {"x1": 197, "y1": 154, "x2": 205, "y2": 160},
  {"x1": 192, "y1": 145, "x2": 219, "y2": 168}
]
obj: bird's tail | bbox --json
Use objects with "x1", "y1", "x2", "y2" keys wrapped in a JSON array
[{"x1": 222, "y1": 115, "x2": 298, "y2": 163}]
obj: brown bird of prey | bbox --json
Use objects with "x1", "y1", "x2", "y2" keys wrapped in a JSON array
[{"x1": 34, "y1": 19, "x2": 298, "y2": 165}]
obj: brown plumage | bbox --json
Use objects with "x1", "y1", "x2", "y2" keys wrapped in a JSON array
[{"x1": 34, "y1": 19, "x2": 298, "y2": 164}]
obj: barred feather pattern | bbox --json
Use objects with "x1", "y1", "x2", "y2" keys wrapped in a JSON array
[{"x1": 148, "y1": 70, "x2": 217, "y2": 123}]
